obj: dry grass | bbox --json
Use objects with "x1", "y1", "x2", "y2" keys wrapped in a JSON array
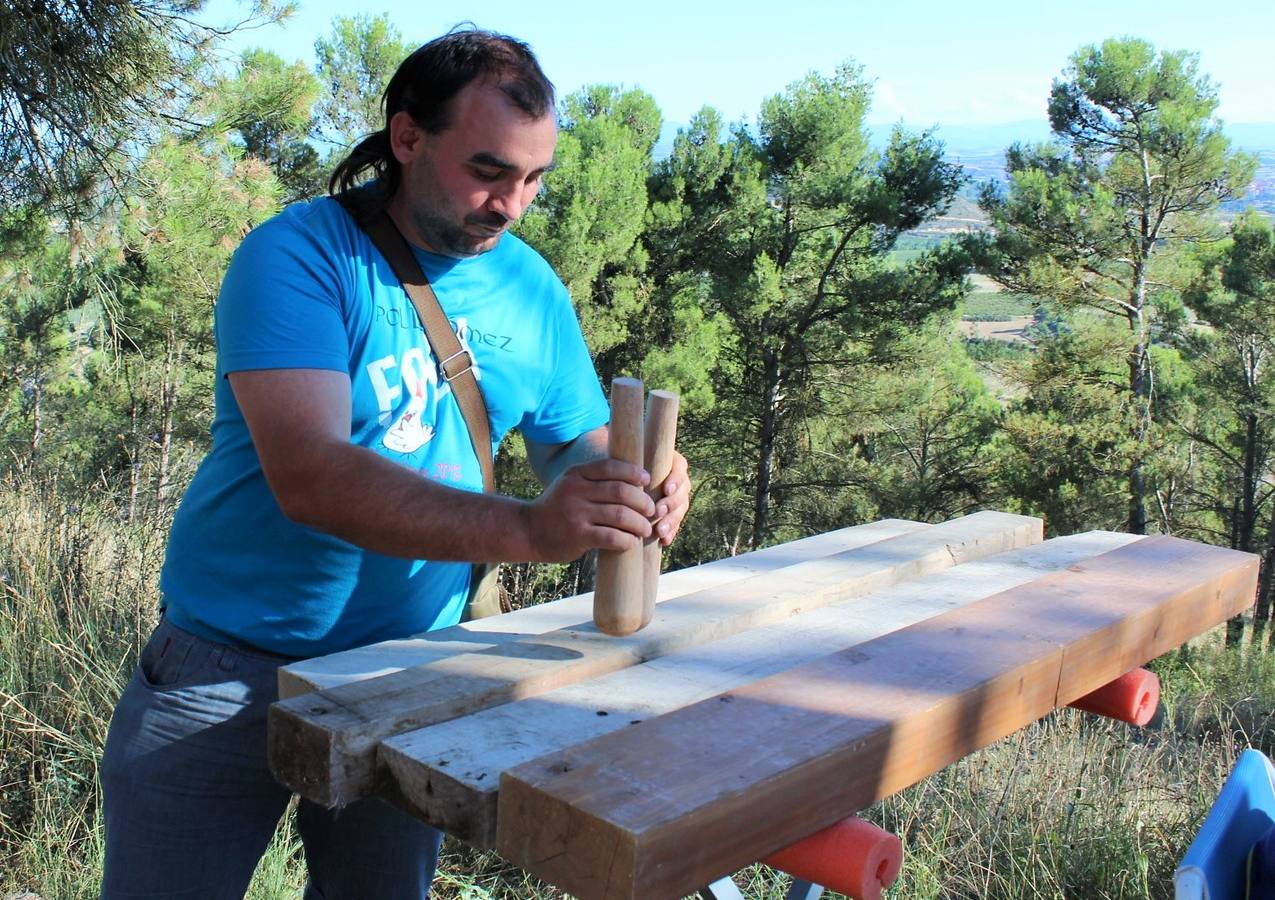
[{"x1": 0, "y1": 474, "x2": 165, "y2": 899}]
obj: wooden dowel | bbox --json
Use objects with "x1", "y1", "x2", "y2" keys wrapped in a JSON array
[
  {"x1": 641, "y1": 390, "x2": 679, "y2": 628},
  {"x1": 593, "y1": 377, "x2": 645, "y2": 636}
]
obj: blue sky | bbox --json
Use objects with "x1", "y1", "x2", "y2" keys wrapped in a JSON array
[{"x1": 202, "y1": 0, "x2": 1273, "y2": 127}]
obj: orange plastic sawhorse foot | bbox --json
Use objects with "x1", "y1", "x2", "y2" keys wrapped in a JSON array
[{"x1": 700, "y1": 816, "x2": 902, "y2": 900}]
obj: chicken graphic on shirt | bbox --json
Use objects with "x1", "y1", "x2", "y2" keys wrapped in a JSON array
[
  {"x1": 382, "y1": 348, "x2": 435, "y2": 453},
  {"x1": 379, "y1": 319, "x2": 481, "y2": 455}
]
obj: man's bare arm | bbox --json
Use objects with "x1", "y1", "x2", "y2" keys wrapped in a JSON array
[
  {"x1": 525, "y1": 425, "x2": 609, "y2": 483},
  {"x1": 230, "y1": 369, "x2": 655, "y2": 563}
]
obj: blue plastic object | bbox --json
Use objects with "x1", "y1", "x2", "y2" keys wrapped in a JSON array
[
  {"x1": 1176, "y1": 749, "x2": 1275, "y2": 900},
  {"x1": 1248, "y1": 825, "x2": 1275, "y2": 899}
]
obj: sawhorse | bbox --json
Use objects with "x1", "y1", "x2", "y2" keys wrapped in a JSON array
[
  {"x1": 697, "y1": 668, "x2": 1162, "y2": 900},
  {"x1": 701, "y1": 875, "x2": 824, "y2": 900}
]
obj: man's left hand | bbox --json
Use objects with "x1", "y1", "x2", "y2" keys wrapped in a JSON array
[{"x1": 651, "y1": 451, "x2": 691, "y2": 547}]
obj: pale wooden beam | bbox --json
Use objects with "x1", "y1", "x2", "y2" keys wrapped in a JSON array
[
  {"x1": 269, "y1": 511, "x2": 1041, "y2": 807},
  {"x1": 497, "y1": 536, "x2": 1258, "y2": 900},
  {"x1": 380, "y1": 531, "x2": 1137, "y2": 847},
  {"x1": 278, "y1": 519, "x2": 926, "y2": 698}
]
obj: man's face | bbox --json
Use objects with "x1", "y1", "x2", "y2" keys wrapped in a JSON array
[{"x1": 390, "y1": 80, "x2": 557, "y2": 258}]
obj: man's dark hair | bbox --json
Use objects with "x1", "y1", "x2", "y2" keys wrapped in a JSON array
[{"x1": 328, "y1": 27, "x2": 556, "y2": 197}]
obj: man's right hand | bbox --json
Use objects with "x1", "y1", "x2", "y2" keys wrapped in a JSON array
[{"x1": 524, "y1": 459, "x2": 655, "y2": 562}]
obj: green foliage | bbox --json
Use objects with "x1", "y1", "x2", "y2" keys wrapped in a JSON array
[
  {"x1": 124, "y1": 134, "x2": 280, "y2": 288},
  {"x1": 211, "y1": 49, "x2": 324, "y2": 202},
  {"x1": 313, "y1": 13, "x2": 413, "y2": 150},
  {"x1": 517, "y1": 86, "x2": 661, "y2": 362},
  {"x1": 637, "y1": 274, "x2": 731, "y2": 415},
  {"x1": 973, "y1": 37, "x2": 1257, "y2": 533},
  {"x1": 758, "y1": 63, "x2": 873, "y2": 204},
  {"x1": 0, "y1": 132, "x2": 282, "y2": 505},
  {"x1": 647, "y1": 64, "x2": 967, "y2": 547},
  {"x1": 856, "y1": 327, "x2": 1004, "y2": 522},
  {"x1": 993, "y1": 316, "x2": 1140, "y2": 534},
  {"x1": 1174, "y1": 211, "x2": 1275, "y2": 624},
  {"x1": 963, "y1": 337, "x2": 1033, "y2": 362},
  {"x1": 101, "y1": 134, "x2": 280, "y2": 507},
  {"x1": 1188, "y1": 211, "x2": 1275, "y2": 338},
  {"x1": 961, "y1": 291, "x2": 1036, "y2": 321},
  {"x1": 0, "y1": 0, "x2": 291, "y2": 214},
  {"x1": 755, "y1": 319, "x2": 1004, "y2": 538},
  {"x1": 0, "y1": 225, "x2": 80, "y2": 467}
]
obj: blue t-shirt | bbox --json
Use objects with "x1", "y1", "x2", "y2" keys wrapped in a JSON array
[{"x1": 160, "y1": 196, "x2": 609, "y2": 657}]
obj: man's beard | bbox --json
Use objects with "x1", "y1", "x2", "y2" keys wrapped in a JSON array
[
  {"x1": 407, "y1": 204, "x2": 504, "y2": 258},
  {"x1": 405, "y1": 166, "x2": 508, "y2": 258}
]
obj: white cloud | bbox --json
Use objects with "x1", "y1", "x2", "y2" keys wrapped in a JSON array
[{"x1": 871, "y1": 79, "x2": 909, "y2": 123}]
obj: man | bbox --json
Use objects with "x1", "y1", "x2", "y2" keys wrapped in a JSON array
[{"x1": 99, "y1": 28, "x2": 689, "y2": 898}]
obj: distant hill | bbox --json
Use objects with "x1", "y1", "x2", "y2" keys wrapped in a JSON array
[
  {"x1": 871, "y1": 120, "x2": 1275, "y2": 218},
  {"x1": 652, "y1": 119, "x2": 1275, "y2": 217},
  {"x1": 869, "y1": 120, "x2": 1052, "y2": 156},
  {"x1": 870, "y1": 119, "x2": 1275, "y2": 155},
  {"x1": 1226, "y1": 123, "x2": 1275, "y2": 151}
]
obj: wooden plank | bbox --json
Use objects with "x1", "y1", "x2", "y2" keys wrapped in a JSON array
[
  {"x1": 269, "y1": 511, "x2": 1041, "y2": 806},
  {"x1": 380, "y1": 531, "x2": 1138, "y2": 847},
  {"x1": 496, "y1": 536, "x2": 1258, "y2": 900},
  {"x1": 278, "y1": 519, "x2": 926, "y2": 698}
]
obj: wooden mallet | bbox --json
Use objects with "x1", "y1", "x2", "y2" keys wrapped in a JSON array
[
  {"x1": 594, "y1": 378, "x2": 679, "y2": 636},
  {"x1": 594, "y1": 377, "x2": 646, "y2": 635}
]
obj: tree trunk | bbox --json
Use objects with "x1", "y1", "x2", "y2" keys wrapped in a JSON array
[
  {"x1": 1225, "y1": 414, "x2": 1264, "y2": 647},
  {"x1": 1252, "y1": 560, "x2": 1272, "y2": 647},
  {"x1": 1241, "y1": 412, "x2": 1259, "y2": 552},
  {"x1": 1127, "y1": 302, "x2": 1150, "y2": 536},
  {"x1": 750, "y1": 352, "x2": 783, "y2": 550},
  {"x1": 125, "y1": 375, "x2": 142, "y2": 524},
  {"x1": 156, "y1": 335, "x2": 179, "y2": 505},
  {"x1": 28, "y1": 381, "x2": 42, "y2": 466},
  {"x1": 1259, "y1": 499, "x2": 1275, "y2": 650},
  {"x1": 1127, "y1": 161, "x2": 1155, "y2": 538},
  {"x1": 1225, "y1": 495, "x2": 1247, "y2": 646}
]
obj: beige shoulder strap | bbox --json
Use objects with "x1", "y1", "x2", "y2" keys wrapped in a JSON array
[{"x1": 336, "y1": 192, "x2": 495, "y2": 493}]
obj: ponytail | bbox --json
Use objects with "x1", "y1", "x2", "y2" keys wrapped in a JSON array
[{"x1": 328, "y1": 129, "x2": 399, "y2": 198}]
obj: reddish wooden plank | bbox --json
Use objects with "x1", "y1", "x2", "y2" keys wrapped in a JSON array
[
  {"x1": 496, "y1": 536, "x2": 1257, "y2": 900},
  {"x1": 379, "y1": 532, "x2": 1133, "y2": 848}
]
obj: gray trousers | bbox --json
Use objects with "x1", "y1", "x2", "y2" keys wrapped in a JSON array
[{"x1": 100, "y1": 616, "x2": 442, "y2": 899}]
